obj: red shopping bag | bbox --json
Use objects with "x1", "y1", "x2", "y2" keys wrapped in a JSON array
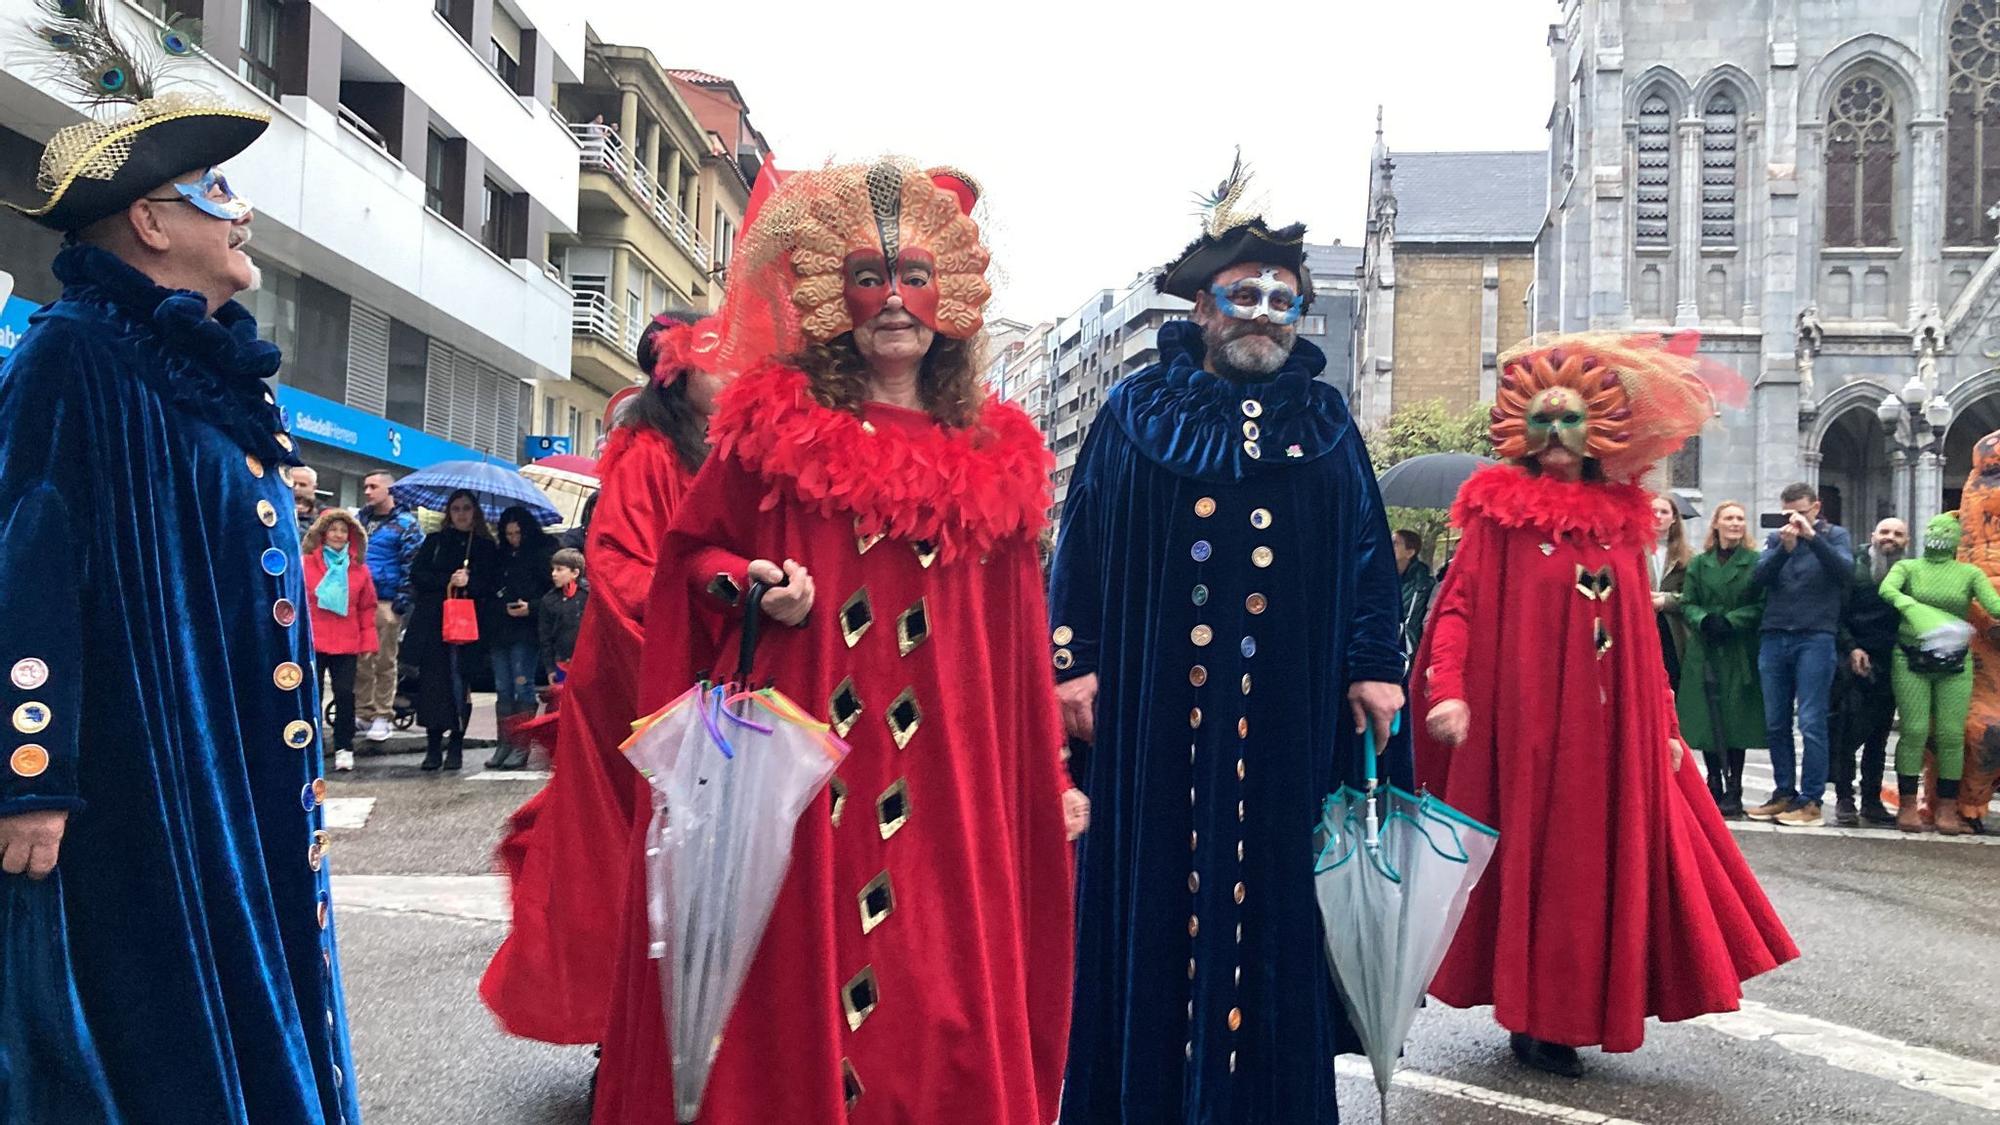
[{"x1": 443, "y1": 589, "x2": 480, "y2": 645}]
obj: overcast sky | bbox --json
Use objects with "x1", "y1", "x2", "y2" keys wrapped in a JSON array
[{"x1": 587, "y1": 0, "x2": 1556, "y2": 323}]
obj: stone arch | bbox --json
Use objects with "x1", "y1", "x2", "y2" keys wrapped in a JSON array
[
  {"x1": 1800, "y1": 33, "x2": 1931, "y2": 119},
  {"x1": 1943, "y1": 373, "x2": 2000, "y2": 507},
  {"x1": 1806, "y1": 377, "x2": 1897, "y2": 450},
  {"x1": 1693, "y1": 64, "x2": 1762, "y2": 117},
  {"x1": 1814, "y1": 393, "x2": 1899, "y2": 527},
  {"x1": 1625, "y1": 65, "x2": 1692, "y2": 121}
]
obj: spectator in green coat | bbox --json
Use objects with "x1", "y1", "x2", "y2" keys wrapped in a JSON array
[{"x1": 1677, "y1": 500, "x2": 1766, "y2": 817}]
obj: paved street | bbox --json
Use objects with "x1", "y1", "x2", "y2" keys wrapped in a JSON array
[{"x1": 325, "y1": 725, "x2": 2000, "y2": 1125}]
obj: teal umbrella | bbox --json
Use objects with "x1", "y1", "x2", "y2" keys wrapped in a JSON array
[{"x1": 1313, "y1": 718, "x2": 1498, "y2": 1120}]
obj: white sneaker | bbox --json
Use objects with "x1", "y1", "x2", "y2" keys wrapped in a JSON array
[
  {"x1": 334, "y1": 750, "x2": 355, "y2": 772},
  {"x1": 366, "y1": 718, "x2": 392, "y2": 743}
]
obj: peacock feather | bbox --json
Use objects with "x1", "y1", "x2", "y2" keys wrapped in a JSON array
[
  {"x1": 1193, "y1": 148, "x2": 1254, "y2": 239},
  {"x1": 23, "y1": 0, "x2": 202, "y2": 108}
]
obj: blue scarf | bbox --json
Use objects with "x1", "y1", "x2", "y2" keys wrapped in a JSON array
[{"x1": 316, "y1": 544, "x2": 351, "y2": 616}]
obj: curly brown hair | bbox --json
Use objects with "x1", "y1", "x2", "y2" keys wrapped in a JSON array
[{"x1": 786, "y1": 331, "x2": 986, "y2": 429}]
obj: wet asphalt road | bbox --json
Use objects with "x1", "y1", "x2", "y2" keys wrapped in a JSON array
[{"x1": 325, "y1": 739, "x2": 2000, "y2": 1125}]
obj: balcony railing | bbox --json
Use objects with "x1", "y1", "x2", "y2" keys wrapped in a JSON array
[
  {"x1": 572, "y1": 289, "x2": 623, "y2": 349},
  {"x1": 570, "y1": 122, "x2": 711, "y2": 271}
]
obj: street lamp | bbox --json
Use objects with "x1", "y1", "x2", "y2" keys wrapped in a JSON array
[{"x1": 1879, "y1": 384, "x2": 1954, "y2": 524}]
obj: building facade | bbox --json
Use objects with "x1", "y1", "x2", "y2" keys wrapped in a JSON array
[
  {"x1": 1305, "y1": 242, "x2": 1365, "y2": 400},
  {"x1": 1539, "y1": 0, "x2": 2000, "y2": 528},
  {"x1": 538, "y1": 42, "x2": 762, "y2": 456},
  {"x1": 1356, "y1": 135, "x2": 1543, "y2": 430},
  {"x1": 1047, "y1": 274, "x2": 1193, "y2": 518},
  {"x1": 0, "y1": 0, "x2": 586, "y2": 507}
]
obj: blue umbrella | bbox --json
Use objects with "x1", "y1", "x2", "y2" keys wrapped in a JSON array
[{"x1": 389, "y1": 460, "x2": 561, "y2": 526}]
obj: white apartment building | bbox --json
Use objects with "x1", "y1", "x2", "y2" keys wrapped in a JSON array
[{"x1": 0, "y1": 0, "x2": 585, "y2": 506}]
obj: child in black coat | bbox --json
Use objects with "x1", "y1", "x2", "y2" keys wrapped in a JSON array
[{"x1": 539, "y1": 548, "x2": 589, "y2": 679}]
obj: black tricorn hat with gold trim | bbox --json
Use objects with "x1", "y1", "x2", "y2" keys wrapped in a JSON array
[
  {"x1": 7, "y1": 0, "x2": 270, "y2": 233},
  {"x1": 1157, "y1": 152, "x2": 1314, "y2": 309}
]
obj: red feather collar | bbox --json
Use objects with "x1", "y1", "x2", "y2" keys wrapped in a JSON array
[
  {"x1": 710, "y1": 361, "x2": 1053, "y2": 562},
  {"x1": 1451, "y1": 464, "x2": 1657, "y2": 551}
]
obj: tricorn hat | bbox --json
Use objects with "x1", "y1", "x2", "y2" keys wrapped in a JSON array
[
  {"x1": 7, "y1": 1, "x2": 270, "y2": 232},
  {"x1": 1157, "y1": 152, "x2": 1313, "y2": 308}
]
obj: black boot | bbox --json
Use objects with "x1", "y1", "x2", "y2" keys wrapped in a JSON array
[
  {"x1": 485, "y1": 735, "x2": 513, "y2": 771},
  {"x1": 420, "y1": 731, "x2": 443, "y2": 772},
  {"x1": 1703, "y1": 751, "x2": 1726, "y2": 805},
  {"x1": 1719, "y1": 749, "x2": 1746, "y2": 818},
  {"x1": 1510, "y1": 1032, "x2": 1585, "y2": 1078},
  {"x1": 443, "y1": 731, "x2": 464, "y2": 772}
]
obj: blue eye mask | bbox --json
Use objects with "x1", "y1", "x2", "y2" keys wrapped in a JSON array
[
  {"x1": 1209, "y1": 269, "x2": 1303, "y2": 326},
  {"x1": 155, "y1": 169, "x2": 254, "y2": 221}
]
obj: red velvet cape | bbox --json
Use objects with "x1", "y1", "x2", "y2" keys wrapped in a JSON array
[
  {"x1": 481, "y1": 426, "x2": 693, "y2": 1043},
  {"x1": 591, "y1": 364, "x2": 1075, "y2": 1124},
  {"x1": 1413, "y1": 465, "x2": 1797, "y2": 1051}
]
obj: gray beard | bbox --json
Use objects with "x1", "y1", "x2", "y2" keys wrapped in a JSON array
[
  {"x1": 1870, "y1": 546, "x2": 1903, "y2": 583},
  {"x1": 1208, "y1": 326, "x2": 1296, "y2": 377}
]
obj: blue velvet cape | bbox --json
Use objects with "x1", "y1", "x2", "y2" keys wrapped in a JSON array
[
  {"x1": 0, "y1": 244, "x2": 360, "y2": 1124},
  {"x1": 1051, "y1": 321, "x2": 1407, "y2": 1124}
]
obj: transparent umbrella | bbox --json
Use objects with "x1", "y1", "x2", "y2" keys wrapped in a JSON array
[
  {"x1": 620, "y1": 582, "x2": 849, "y2": 1122},
  {"x1": 1313, "y1": 719, "x2": 1498, "y2": 1121}
]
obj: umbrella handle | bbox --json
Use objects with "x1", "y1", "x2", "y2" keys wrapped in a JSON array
[{"x1": 736, "y1": 579, "x2": 781, "y2": 684}]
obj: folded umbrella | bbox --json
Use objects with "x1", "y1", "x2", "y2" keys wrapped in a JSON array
[
  {"x1": 1313, "y1": 718, "x2": 1498, "y2": 1121},
  {"x1": 621, "y1": 582, "x2": 849, "y2": 1122}
]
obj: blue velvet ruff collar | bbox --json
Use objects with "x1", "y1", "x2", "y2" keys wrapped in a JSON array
[
  {"x1": 46, "y1": 242, "x2": 298, "y2": 467},
  {"x1": 1102, "y1": 319, "x2": 1351, "y2": 482}
]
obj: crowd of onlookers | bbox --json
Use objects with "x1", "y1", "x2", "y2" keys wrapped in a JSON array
[
  {"x1": 293, "y1": 466, "x2": 589, "y2": 773},
  {"x1": 1396, "y1": 480, "x2": 1987, "y2": 833}
]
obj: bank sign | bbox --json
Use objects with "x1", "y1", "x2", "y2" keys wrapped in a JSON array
[{"x1": 275, "y1": 385, "x2": 503, "y2": 470}]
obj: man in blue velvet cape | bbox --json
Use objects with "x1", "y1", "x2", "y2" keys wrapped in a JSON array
[
  {"x1": 0, "y1": 64, "x2": 360, "y2": 1125},
  {"x1": 1050, "y1": 175, "x2": 1406, "y2": 1123}
]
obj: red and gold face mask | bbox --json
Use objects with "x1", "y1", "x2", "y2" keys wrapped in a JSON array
[{"x1": 841, "y1": 248, "x2": 940, "y2": 330}]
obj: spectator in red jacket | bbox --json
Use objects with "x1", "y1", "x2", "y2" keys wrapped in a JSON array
[{"x1": 303, "y1": 509, "x2": 380, "y2": 773}]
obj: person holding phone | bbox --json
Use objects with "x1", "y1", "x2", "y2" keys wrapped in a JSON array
[
  {"x1": 487, "y1": 506, "x2": 557, "y2": 770},
  {"x1": 1749, "y1": 483, "x2": 1854, "y2": 826}
]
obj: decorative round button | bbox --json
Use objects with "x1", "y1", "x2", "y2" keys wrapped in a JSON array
[
  {"x1": 1237, "y1": 800, "x2": 1246, "y2": 822},
  {"x1": 261, "y1": 548, "x2": 288, "y2": 576},
  {"x1": 1240, "y1": 636, "x2": 1257, "y2": 658},
  {"x1": 1052, "y1": 626, "x2": 1074, "y2": 646},
  {"x1": 12, "y1": 701, "x2": 51, "y2": 735},
  {"x1": 1190, "y1": 830, "x2": 1198, "y2": 852},
  {"x1": 1189, "y1": 665, "x2": 1208, "y2": 687},
  {"x1": 1188, "y1": 958, "x2": 1197, "y2": 980},
  {"x1": 1241, "y1": 673, "x2": 1253, "y2": 694},
  {"x1": 1189, "y1": 707, "x2": 1203, "y2": 729},
  {"x1": 1237, "y1": 716, "x2": 1250, "y2": 738},
  {"x1": 256, "y1": 499, "x2": 279, "y2": 527},
  {"x1": 246, "y1": 453, "x2": 266, "y2": 478},
  {"x1": 274, "y1": 599, "x2": 298, "y2": 627},
  {"x1": 1245, "y1": 593, "x2": 1268, "y2": 615},
  {"x1": 309, "y1": 841, "x2": 325, "y2": 872},
  {"x1": 1241, "y1": 399, "x2": 1263, "y2": 418},
  {"x1": 1238, "y1": 840, "x2": 1245, "y2": 861},
  {"x1": 1228, "y1": 1007, "x2": 1243, "y2": 1031},
  {"x1": 1251, "y1": 546, "x2": 1274, "y2": 568},
  {"x1": 317, "y1": 891, "x2": 330, "y2": 930},
  {"x1": 1192, "y1": 584, "x2": 1209, "y2": 607},
  {"x1": 284, "y1": 720, "x2": 316, "y2": 749},
  {"x1": 301, "y1": 782, "x2": 319, "y2": 811},
  {"x1": 1188, "y1": 872, "x2": 1200, "y2": 893},
  {"x1": 1194, "y1": 497, "x2": 1217, "y2": 518},
  {"x1": 1053, "y1": 648, "x2": 1075, "y2": 670},
  {"x1": 1190, "y1": 625, "x2": 1214, "y2": 647},
  {"x1": 274, "y1": 662, "x2": 305, "y2": 691},
  {"x1": 1250, "y1": 508, "x2": 1272, "y2": 529},
  {"x1": 1242, "y1": 420, "x2": 1260, "y2": 441},
  {"x1": 1188, "y1": 915, "x2": 1200, "y2": 937},
  {"x1": 313, "y1": 777, "x2": 327, "y2": 804},
  {"x1": 9, "y1": 658, "x2": 49, "y2": 691},
  {"x1": 1190, "y1": 540, "x2": 1212, "y2": 563},
  {"x1": 1243, "y1": 440, "x2": 1261, "y2": 459},
  {"x1": 1234, "y1": 881, "x2": 1247, "y2": 904},
  {"x1": 276, "y1": 433, "x2": 295, "y2": 452},
  {"x1": 1236, "y1": 758, "x2": 1246, "y2": 780},
  {"x1": 9, "y1": 744, "x2": 48, "y2": 778}
]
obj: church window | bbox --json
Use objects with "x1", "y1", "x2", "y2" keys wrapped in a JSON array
[
  {"x1": 1635, "y1": 93, "x2": 1674, "y2": 247},
  {"x1": 1700, "y1": 90, "x2": 1740, "y2": 246},
  {"x1": 1825, "y1": 74, "x2": 1898, "y2": 247},
  {"x1": 1947, "y1": 0, "x2": 2000, "y2": 244}
]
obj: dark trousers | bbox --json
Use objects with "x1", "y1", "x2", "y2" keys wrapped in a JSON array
[
  {"x1": 1832, "y1": 660, "x2": 1895, "y2": 804},
  {"x1": 320, "y1": 652, "x2": 358, "y2": 751}
]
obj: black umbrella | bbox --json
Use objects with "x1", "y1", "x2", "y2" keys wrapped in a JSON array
[
  {"x1": 1376, "y1": 453, "x2": 1498, "y2": 510},
  {"x1": 1671, "y1": 493, "x2": 1700, "y2": 519}
]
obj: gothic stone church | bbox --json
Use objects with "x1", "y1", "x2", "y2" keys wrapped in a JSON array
[{"x1": 1538, "y1": 0, "x2": 2000, "y2": 531}]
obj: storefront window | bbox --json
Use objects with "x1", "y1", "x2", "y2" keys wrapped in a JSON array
[{"x1": 386, "y1": 319, "x2": 429, "y2": 428}]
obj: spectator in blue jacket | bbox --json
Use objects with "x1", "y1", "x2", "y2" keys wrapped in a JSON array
[
  {"x1": 1750, "y1": 481, "x2": 1855, "y2": 826},
  {"x1": 357, "y1": 469, "x2": 422, "y2": 743}
]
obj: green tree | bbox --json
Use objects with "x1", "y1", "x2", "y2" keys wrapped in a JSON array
[{"x1": 1365, "y1": 398, "x2": 1494, "y2": 562}]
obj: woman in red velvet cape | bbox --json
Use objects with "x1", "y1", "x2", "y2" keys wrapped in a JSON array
[
  {"x1": 1413, "y1": 334, "x2": 1796, "y2": 1073},
  {"x1": 589, "y1": 355, "x2": 1076, "y2": 1123},
  {"x1": 481, "y1": 315, "x2": 720, "y2": 1044}
]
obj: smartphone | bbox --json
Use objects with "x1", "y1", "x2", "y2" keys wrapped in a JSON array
[{"x1": 1759, "y1": 512, "x2": 1790, "y2": 530}]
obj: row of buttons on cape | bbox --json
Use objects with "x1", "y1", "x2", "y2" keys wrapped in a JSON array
[{"x1": 7, "y1": 657, "x2": 52, "y2": 778}]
